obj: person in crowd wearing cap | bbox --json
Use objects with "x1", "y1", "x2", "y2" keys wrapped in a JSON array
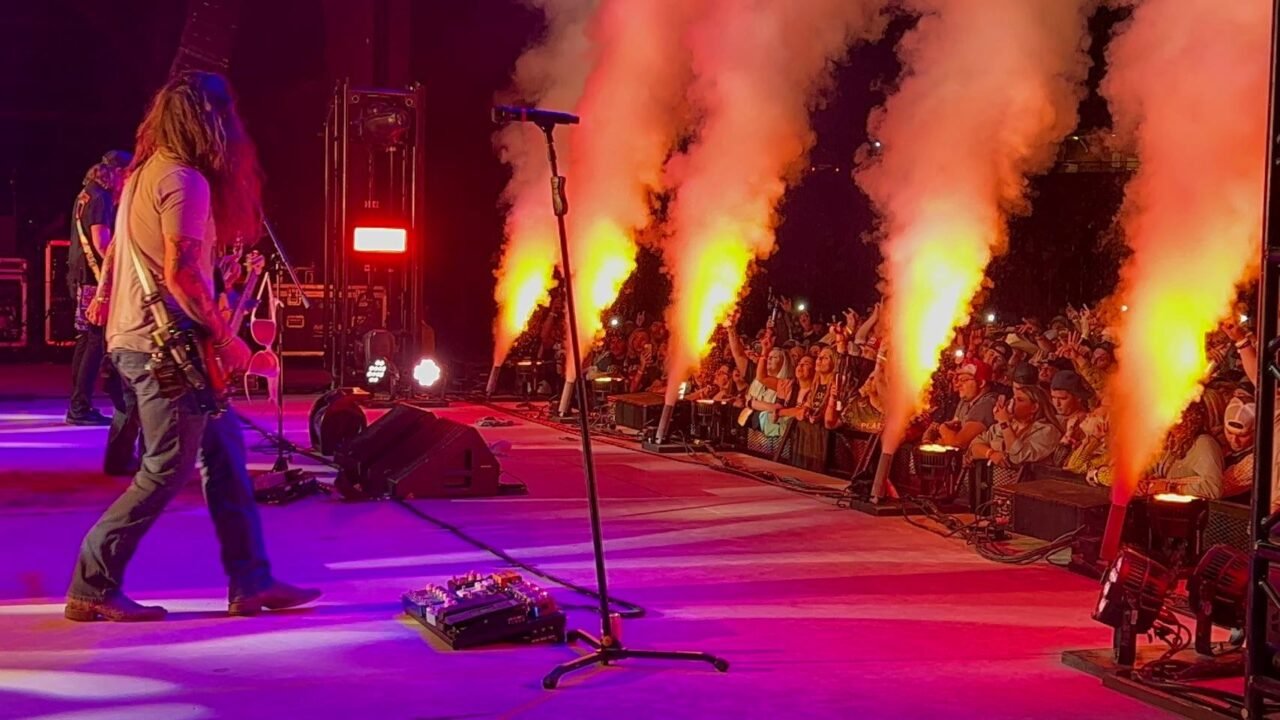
[
  {"x1": 1049, "y1": 370, "x2": 1092, "y2": 430},
  {"x1": 1036, "y1": 356, "x2": 1075, "y2": 391},
  {"x1": 1219, "y1": 397, "x2": 1257, "y2": 500},
  {"x1": 982, "y1": 340, "x2": 1013, "y2": 389},
  {"x1": 1145, "y1": 401, "x2": 1225, "y2": 499},
  {"x1": 1009, "y1": 361, "x2": 1039, "y2": 389},
  {"x1": 66, "y1": 71, "x2": 319, "y2": 623},
  {"x1": 1047, "y1": 369, "x2": 1093, "y2": 464},
  {"x1": 923, "y1": 358, "x2": 998, "y2": 450},
  {"x1": 66, "y1": 151, "x2": 130, "y2": 427}
]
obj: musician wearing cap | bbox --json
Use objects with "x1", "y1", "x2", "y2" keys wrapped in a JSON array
[
  {"x1": 922, "y1": 359, "x2": 998, "y2": 451},
  {"x1": 66, "y1": 151, "x2": 132, "y2": 430}
]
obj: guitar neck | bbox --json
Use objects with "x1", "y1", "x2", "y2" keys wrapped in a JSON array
[{"x1": 228, "y1": 269, "x2": 263, "y2": 335}]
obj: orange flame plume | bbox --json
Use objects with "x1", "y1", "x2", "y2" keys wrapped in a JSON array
[
  {"x1": 1102, "y1": 0, "x2": 1272, "y2": 505},
  {"x1": 560, "y1": 0, "x2": 701, "y2": 364},
  {"x1": 491, "y1": 0, "x2": 599, "y2": 366},
  {"x1": 661, "y1": 0, "x2": 889, "y2": 403},
  {"x1": 856, "y1": 0, "x2": 1097, "y2": 453}
]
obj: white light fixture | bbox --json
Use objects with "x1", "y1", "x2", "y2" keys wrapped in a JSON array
[{"x1": 413, "y1": 358, "x2": 442, "y2": 388}]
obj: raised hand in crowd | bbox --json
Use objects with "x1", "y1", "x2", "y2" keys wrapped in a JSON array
[
  {"x1": 1058, "y1": 331, "x2": 1086, "y2": 360},
  {"x1": 1220, "y1": 317, "x2": 1250, "y2": 345}
]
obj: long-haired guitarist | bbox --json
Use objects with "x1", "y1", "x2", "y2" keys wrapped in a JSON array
[{"x1": 66, "y1": 71, "x2": 319, "y2": 622}]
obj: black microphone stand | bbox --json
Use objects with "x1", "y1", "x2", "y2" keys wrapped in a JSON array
[{"x1": 525, "y1": 118, "x2": 729, "y2": 690}]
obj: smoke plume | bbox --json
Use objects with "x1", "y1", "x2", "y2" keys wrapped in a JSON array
[
  {"x1": 1103, "y1": 0, "x2": 1272, "y2": 504},
  {"x1": 560, "y1": 0, "x2": 703, "y2": 367},
  {"x1": 491, "y1": 0, "x2": 599, "y2": 366},
  {"x1": 661, "y1": 0, "x2": 888, "y2": 404},
  {"x1": 856, "y1": 0, "x2": 1097, "y2": 453}
]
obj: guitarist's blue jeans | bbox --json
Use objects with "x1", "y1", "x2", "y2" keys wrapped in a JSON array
[{"x1": 67, "y1": 350, "x2": 273, "y2": 603}]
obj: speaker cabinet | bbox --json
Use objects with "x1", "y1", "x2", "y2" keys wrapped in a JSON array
[{"x1": 335, "y1": 404, "x2": 500, "y2": 499}]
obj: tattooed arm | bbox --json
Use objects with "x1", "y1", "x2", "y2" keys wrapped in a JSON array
[{"x1": 164, "y1": 233, "x2": 231, "y2": 344}]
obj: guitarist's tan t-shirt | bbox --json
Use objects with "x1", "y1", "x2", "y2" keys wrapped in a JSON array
[{"x1": 106, "y1": 153, "x2": 216, "y2": 354}]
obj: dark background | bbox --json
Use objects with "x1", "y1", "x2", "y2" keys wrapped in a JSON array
[{"x1": 0, "y1": 1, "x2": 1130, "y2": 363}]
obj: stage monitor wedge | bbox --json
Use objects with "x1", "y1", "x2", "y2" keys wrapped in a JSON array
[{"x1": 334, "y1": 403, "x2": 500, "y2": 500}]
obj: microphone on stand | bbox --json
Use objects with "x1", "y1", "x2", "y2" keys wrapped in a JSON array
[{"x1": 491, "y1": 105, "x2": 581, "y2": 127}]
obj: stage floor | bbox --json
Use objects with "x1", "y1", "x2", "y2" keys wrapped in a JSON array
[{"x1": 0, "y1": 369, "x2": 1173, "y2": 719}]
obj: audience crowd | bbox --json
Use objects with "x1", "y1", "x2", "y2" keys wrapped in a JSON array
[{"x1": 520, "y1": 291, "x2": 1263, "y2": 504}]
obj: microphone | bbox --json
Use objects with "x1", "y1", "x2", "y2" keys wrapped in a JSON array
[{"x1": 492, "y1": 105, "x2": 580, "y2": 127}]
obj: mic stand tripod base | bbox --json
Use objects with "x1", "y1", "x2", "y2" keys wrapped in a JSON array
[{"x1": 542, "y1": 627, "x2": 729, "y2": 690}]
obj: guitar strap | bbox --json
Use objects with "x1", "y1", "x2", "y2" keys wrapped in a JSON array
[
  {"x1": 73, "y1": 192, "x2": 103, "y2": 283},
  {"x1": 117, "y1": 177, "x2": 177, "y2": 334}
]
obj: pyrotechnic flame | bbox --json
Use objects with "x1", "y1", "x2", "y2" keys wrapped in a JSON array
[
  {"x1": 856, "y1": 0, "x2": 1097, "y2": 453},
  {"x1": 878, "y1": 215, "x2": 991, "y2": 448},
  {"x1": 492, "y1": 227, "x2": 558, "y2": 365},
  {"x1": 1102, "y1": 0, "x2": 1271, "y2": 504},
  {"x1": 491, "y1": 0, "x2": 600, "y2": 366},
  {"x1": 559, "y1": 0, "x2": 700, "y2": 360},
  {"x1": 661, "y1": 0, "x2": 888, "y2": 404},
  {"x1": 666, "y1": 227, "x2": 756, "y2": 397}
]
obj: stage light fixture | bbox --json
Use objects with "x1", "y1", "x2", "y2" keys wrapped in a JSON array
[
  {"x1": 903, "y1": 444, "x2": 962, "y2": 500},
  {"x1": 1093, "y1": 547, "x2": 1174, "y2": 666},
  {"x1": 609, "y1": 317, "x2": 620, "y2": 328},
  {"x1": 1188, "y1": 544, "x2": 1249, "y2": 655},
  {"x1": 353, "y1": 226, "x2": 407, "y2": 254},
  {"x1": 692, "y1": 399, "x2": 718, "y2": 442},
  {"x1": 413, "y1": 358, "x2": 442, "y2": 388},
  {"x1": 366, "y1": 358, "x2": 395, "y2": 390},
  {"x1": 308, "y1": 387, "x2": 369, "y2": 456},
  {"x1": 591, "y1": 376, "x2": 622, "y2": 410},
  {"x1": 1145, "y1": 493, "x2": 1209, "y2": 572},
  {"x1": 358, "y1": 101, "x2": 411, "y2": 145}
]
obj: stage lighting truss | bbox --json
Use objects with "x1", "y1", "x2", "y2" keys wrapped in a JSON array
[
  {"x1": 1093, "y1": 547, "x2": 1175, "y2": 666},
  {"x1": 1188, "y1": 544, "x2": 1249, "y2": 655}
]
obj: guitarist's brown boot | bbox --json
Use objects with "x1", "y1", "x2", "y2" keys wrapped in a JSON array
[
  {"x1": 228, "y1": 581, "x2": 321, "y2": 617},
  {"x1": 65, "y1": 593, "x2": 167, "y2": 622}
]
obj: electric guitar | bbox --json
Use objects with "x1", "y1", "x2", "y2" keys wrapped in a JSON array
[{"x1": 227, "y1": 249, "x2": 266, "y2": 335}]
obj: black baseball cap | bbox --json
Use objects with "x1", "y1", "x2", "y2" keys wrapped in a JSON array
[{"x1": 102, "y1": 150, "x2": 133, "y2": 168}]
